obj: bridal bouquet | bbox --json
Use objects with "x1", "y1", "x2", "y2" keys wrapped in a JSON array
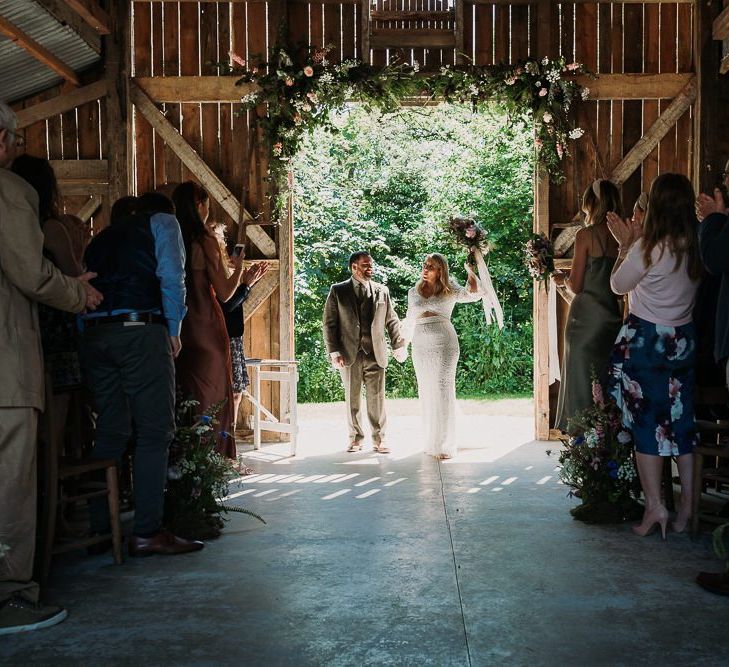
[
  {"x1": 524, "y1": 232, "x2": 555, "y2": 288},
  {"x1": 446, "y1": 216, "x2": 491, "y2": 265},
  {"x1": 556, "y1": 380, "x2": 642, "y2": 524}
]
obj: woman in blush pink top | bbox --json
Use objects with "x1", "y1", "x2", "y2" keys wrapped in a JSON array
[{"x1": 606, "y1": 173, "x2": 702, "y2": 540}]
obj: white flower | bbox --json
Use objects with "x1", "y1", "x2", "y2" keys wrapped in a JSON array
[
  {"x1": 543, "y1": 112, "x2": 552, "y2": 123},
  {"x1": 569, "y1": 127, "x2": 584, "y2": 139},
  {"x1": 535, "y1": 80, "x2": 542, "y2": 87},
  {"x1": 542, "y1": 56, "x2": 549, "y2": 65},
  {"x1": 413, "y1": 60, "x2": 420, "y2": 72},
  {"x1": 321, "y1": 59, "x2": 329, "y2": 67},
  {"x1": 469, "y1": 84, "x2": 479, "y2": 96},
  {"x1": 581, "y1": 87, "x2": 590, "y2": 100},
  {"x1": 617, "y1": 430, "x2": 632, "y2": 444},
  {"x1": 546, "y1": 70, "x2": 561, "y2": 84},
  {"x1": 240, "y1": 93, "x2": 259, "y2": 105},
  {"x1": 585, "y1": 428, "x2": 600, "y2": 448}
]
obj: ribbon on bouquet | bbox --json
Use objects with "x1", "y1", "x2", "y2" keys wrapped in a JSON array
[{"x1": 470, "y1": 247, "x2": 504, "y2": 329}]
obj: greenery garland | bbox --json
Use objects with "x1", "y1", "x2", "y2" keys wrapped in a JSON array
[{"x1": 223, "y1": 45, "x2": 591, "y2": 201}]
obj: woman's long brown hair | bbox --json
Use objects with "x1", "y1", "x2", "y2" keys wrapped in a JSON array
[
  {"x1": 641, "y1": 173, "x2": 702, "y2": 280},
  {"x1": 417, "y1": 253, "x2": 452, "y2": 297},
  {"x1": 582, "y1": 179, "x2": 623, "y2": 226}
]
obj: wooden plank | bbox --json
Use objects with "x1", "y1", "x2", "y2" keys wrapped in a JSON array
[
  {"x1": 361, "y1": 0, "x2": 371, "y2": 63},
  {"x1": 242, "y1": 270, "x2": 280, "y2": 322},
  {"x1": 133, "y1": 0, "x2": 696, "y2": 3},
  {"x1": 50, "y1": 159, "x2": 108, "y2": 181},
  {"x1": 133, "y1": 1, "x2": 154, "y2": 194},
  {"x1": 493, "y1": 4, "x2": 508, "y2": 62},
  {"x1": 161, "y1": 0, "x2": 182, "y2": 184},
  {"x1": 40, "y1": 0, "x2": 101, "y2": 53},
  {"x1": 533, "y1": 168, "x2": 550, "y2": 440},
  {"x1": 713, "y1": 5, "x2": 729, "y2": 40},
  {"x1": 324, "y1": 2, "x2": 341, "y2": 63},
  {"x1": 510, "y1": 5, "x2": 529, "y2": 62},
  {"x1": 675, "y1": 2, "x2": 692, "y2": 180},
  {"x1": 575, "y1": 72, "x2": 693, "y2": 100},
  {"x1": 369, "y1": 31, "x2": 456, "y2": 48},
  {"x1": 179, "y1": 1, "x2": 201, "y2": 185},
  {"x1": 16, "y1": 80, "x2": 107, "y2": 129},
  {"x1": 642, "y1": 3, "x2": 660, "y2": 192},
  {"x1": 150, "y1": 0, "x2": 166, "y2": 187},
  {"x1": 130, "y1": 83, "x2": 277, "y2": 257},
  {"x1": 371, "y1": 10, "x2": 453, "y2": 20},
  {"x1": 610, "y1": 77, "x2": 697, "y2": 186},
  {"x1": 105, "y1": 0, "x2": 131, "y2": 210},
  {"x1": 342, "y1": 0, "x2": 356, "y2": 60},
  {"x1": 61, "y1": 0, "x2": 111, "y2": 34},
  {"x1": 58, "y1": 182, "x2": 108, "y2": 195},
  {"x1": 76, "y1": 195, "x2": 103, "y2": 222},
  {"x1": 0, "y1": 15, "x2": 80, "y2": 85}
]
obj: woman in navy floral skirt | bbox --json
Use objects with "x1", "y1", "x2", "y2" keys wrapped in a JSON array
[{"x1": 607, "y1": 174, "x2": 702, "y2": 538}]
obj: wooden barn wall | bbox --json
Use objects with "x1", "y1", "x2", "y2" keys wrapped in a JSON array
[
  {"x1": 8, "y1": 1, "x2": 702, "y2": 436},
  {"x1": 11, "y1": 73, "x2": 108, "y2": 232}
]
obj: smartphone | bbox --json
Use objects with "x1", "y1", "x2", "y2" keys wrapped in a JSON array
[{"x1": 232, "y1": 244, "x2": 245, "y2": 258}]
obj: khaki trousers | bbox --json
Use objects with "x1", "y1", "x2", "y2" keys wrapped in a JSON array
[
  {"x1": 0, "y1": 407, "x2": 40, "y2": 603},
  {"x1": 340, "y1": 350, "x2": 386, "y2": 444}
]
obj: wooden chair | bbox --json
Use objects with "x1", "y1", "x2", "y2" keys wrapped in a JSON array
[
  {"x1": 691, "y1": 385, "x2": 729, "y2": 537},
  {"x1": 37, "y1": 383, "x2": 123, "y2": 581}
]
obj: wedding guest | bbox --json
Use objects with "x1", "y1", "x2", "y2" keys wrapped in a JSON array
[
  {"x1": 11, "y1": 155, "x2": 84, "y2": 454},
  {"x1": 607, "y1": 173, "x2": 702, "y2": 538},
  {"x1": 110, "y1": 195, "x2": 138, "y2": 225},
  {"x1": 216, "y1": 242, "x2": 269, "y2": 433},
  {"x1": 552, "y1": 179, "x2": 624, "y2": 431},
  {"x1": 0, "y1": 102, "x2": 102, "y2": 634},
  {"x1": 172, "y1": 181, "x2": 245, "y2": 458},
  {"x1": 82, "y1": 192, "x2": 203, "y2": 557},
  {"x1": 632, "y1": 192, "x2": 648, "y2": 227}
]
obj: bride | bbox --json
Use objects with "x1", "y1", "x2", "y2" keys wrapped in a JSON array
[{"x1": 405, "y1": 252, "x2": 484, "y2": 459}]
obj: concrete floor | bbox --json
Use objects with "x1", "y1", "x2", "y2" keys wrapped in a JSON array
[{"x1": 4, "y1": 399, "x2": 729, "y2": 666}]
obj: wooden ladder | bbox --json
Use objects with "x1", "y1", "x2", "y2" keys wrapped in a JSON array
[{"x1": 361, "y1": 0, "x2": 465, "y2": 66}]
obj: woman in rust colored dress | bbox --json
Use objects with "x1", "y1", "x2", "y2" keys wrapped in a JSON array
[{"x1": 172, "y1": 182, "x2": 245, "y2": 458}]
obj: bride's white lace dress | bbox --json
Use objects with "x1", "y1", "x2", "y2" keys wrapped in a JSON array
[{"x1": 404, "y1": 279, "x2": 484, "y2": 458}]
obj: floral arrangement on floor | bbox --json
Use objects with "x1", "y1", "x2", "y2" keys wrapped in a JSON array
[
  {"x1": 447, "y1": 216, "x2": 492, "y2": 265},
  {"x1": 165, "y1": 398, "x2": 264, "y2": 540},
  {"x1": 222, "y1": 45, "x2": 590, "y2": 200},
  {"x1": 524, "y1": 232, "x2": 555, "y2": 289},
  {"x1": 556, "y1": 380, "x2": 642, "y2": 523}
]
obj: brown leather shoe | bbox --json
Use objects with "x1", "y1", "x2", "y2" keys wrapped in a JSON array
[{"x1": 128, "y1": 530, "x2": 204, "y2": 557}]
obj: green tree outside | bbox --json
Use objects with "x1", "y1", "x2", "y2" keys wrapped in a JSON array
[{"x1": 293, "y1": 103, "x2": 535, "y2": 402}]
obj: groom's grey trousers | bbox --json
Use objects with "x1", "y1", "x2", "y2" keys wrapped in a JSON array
[{"x1": 340, "y1": 350, "x2": 386, "y2": 445}]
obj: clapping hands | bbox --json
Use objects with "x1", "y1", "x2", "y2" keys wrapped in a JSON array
[
  {"x1": 696, "y1": 189, "x2": 728, "y2": 221},
  {"x1": 241, "y1": 262, "x2": 270, "y2": 287},
  {"x1": 606, "y1": 211, "x2": 642, "y2": 252}
]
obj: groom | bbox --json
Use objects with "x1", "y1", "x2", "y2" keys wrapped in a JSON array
[{"x1": 323, "y1": 252, "x2": 407, "y2": 453}]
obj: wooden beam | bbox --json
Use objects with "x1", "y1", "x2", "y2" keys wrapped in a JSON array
[
  {"x1": 361, "y1": 0, "x2": 371, "y2": 64},
  {"x1": 242, "y1": 271, "x2": 280, "y2": 322},
  {"x1": 134, "y1": 76, "x2": 258, "y2": 103},
  {"x1": 713, "y1": 5, "x2": 729, "y2": 41},
  {"x1": 576, "y1": 73, "x2": 693, "y2": 100},
  {"x1": 16, "y1": 80, "x2": 106, "y2": 128},
  {"x1": 105, "y1": 0, "x2": 131, "y2": 209},
  {"x1": 76, "y1": 195, "x2": 103, "y2": 221},
  {"x1": 0, "y1": 15, "x2": 79, "y2": 86},
  {"x1": 50, "y1": 159, "x2": 108, "y2": 182},
  {"x1": 454, "y1": 0, "x2": 465, "y2": 65},
  {"x1": 533, "y1": 167, "x2": 551, "y2": 441},
  {"x1": 611, "y1": 77, "x2": 697, "y2": 185},
  {"x1": 39, "y1": 0, "x2": 101, "y2": 53},
  {"x1": 61, "y1": 0, "x2": 111, "y2": 35},
  {"x1": 370, "y1": 30, "x2": 456, "y2": 49},
  {"x1": 371, "y1": 10, "x2": 453, "y2": 20},
  {"x1": 133, "y1": 74, "x2": 692, "y2": 105},
  {"x1": 57, "y1": 182, "x2": 107, "y2": 195},
  {"x1": 130, "y1": 83, "x2": 277, "y2": 258},
  {"x1": 133, "y1": 0, "x2": 694, "y2": 3}
]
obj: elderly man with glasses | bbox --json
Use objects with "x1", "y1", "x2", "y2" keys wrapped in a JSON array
[{"x1": 0, "y1": 102, "x2": 103, "y2": 635}]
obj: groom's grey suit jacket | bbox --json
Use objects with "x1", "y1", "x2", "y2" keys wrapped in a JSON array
[{"x1": 323, "y1": 278, "x2": 405, "y2": 369}]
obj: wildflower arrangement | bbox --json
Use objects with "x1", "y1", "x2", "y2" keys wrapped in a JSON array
[
  {"x1": 165, "y1": 398, "x2": 264, "y2": 539},
  {"x1": 524, "y1": 232, "x2": 555, "y2": 289},
  {"x1": 222, "y1": 46, "x2": 590, "y2": 203},
  {"x1": 557, "y1": 380, "x2": 642, "y2": 523},
  {"x1": 446, "y1": 216, "x2": 492, "y2": 265}
]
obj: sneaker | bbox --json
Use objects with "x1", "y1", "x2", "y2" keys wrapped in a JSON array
[{"x1": 0, "y1": 596, "x2": 68, "y2": 635}]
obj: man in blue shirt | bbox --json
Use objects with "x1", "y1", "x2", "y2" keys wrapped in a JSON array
[{"x1": 82, "y1": 192, "x2": 202, "y2": 556}]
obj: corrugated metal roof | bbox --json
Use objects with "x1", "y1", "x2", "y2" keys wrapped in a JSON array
[{"x1": 0, "y1": 0, "x2": 100, "y2": 104}]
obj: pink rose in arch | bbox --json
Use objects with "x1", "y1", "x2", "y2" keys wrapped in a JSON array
[
  {"x1": 303, "y1": 66, "x2": 314, "y2": 77},
  {"x1": 538, "y1": 88, "x2": 548, "y2": 97},
  {"x1": 285, "y1": 78, "x2": 295, "y2": 86}
]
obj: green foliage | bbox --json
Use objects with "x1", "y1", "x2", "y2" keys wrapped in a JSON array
[
  {"x1": 165, "y1": 399, "x2": 263, "y2": 539},
  {"x1": 294, "y1": 104, "x2": 536, "y2": 402},
  {"x1": 224, "y1": 45, "x2": 589, "y2": 193}
]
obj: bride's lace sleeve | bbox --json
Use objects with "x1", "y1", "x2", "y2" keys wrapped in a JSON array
[
  {"x1": 401, "y1": 288, "x2": 417, "y2": 343},
  {"x1": 451, "y1": 278, "x2": 484, "y2": 303}
]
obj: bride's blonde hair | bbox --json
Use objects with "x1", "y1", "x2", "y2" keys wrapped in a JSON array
[{"x1": 417, "y1": 253, "x2": 452, "y2": 297}]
